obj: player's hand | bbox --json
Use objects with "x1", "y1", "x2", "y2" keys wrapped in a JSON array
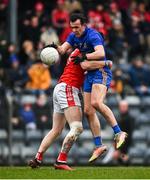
[
  {"x1": 105, "y1": 60, "x2": 113, "y2": 69},
  {"x1": 44, "y1": 42, "x2": 58, "y2": 49},
  {"x1": 71, "y1": 53, "x2": 87, "y2": 65}
]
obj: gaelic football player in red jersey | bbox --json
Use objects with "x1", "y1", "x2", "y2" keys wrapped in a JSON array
[{"x1": 29, "y1": 48, "x2": 112, "y2": 170}]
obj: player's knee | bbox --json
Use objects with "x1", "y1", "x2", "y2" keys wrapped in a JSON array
[
  {"x1": 84, "y1": 107, "x2": 89, "y2": 115},
  {"x1": 91, "y1": 99, "x2": 103, "y2": 110},
  {"x1": 91, "y1": 100, "x2": 99, "y2": 109},
  {"x1": 84, "y1": 106, "x2": 94, "y2": 116},
  {"x1": 68, "y1": 121, "x2": 83, "y2": 140}
]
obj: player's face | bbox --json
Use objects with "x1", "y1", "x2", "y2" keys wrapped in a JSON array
[{"x1": 70, "y1": 19, "x2": 86, "y2": 37}]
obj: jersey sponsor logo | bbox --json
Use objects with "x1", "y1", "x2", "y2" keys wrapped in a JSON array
[{"x1": 83, "y1": 43, "x2": 87, "y2": 49}]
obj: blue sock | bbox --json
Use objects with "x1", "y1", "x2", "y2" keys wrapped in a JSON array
[
  {"x1": 112, "y1": 125, "x2": 121, "y2": 134},
  {"x1": 94, "y1": 136, "x2": 102, "y2": 147}
]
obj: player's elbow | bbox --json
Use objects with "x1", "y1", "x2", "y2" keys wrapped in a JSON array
[
  {"x1": 98, "y1": 51, "x2": 105, "y2": 59},
  {"x1": 95, "y1": 45, "x2": 105, "y2": 59},
  {"x1": 80, "y1": 61, "x2": 90, "y2": 70},
  {"x1": 57, "y1": 46, "x2": 67, "y2": 55}
]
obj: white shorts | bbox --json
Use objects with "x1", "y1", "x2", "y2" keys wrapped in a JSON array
[{"x1": 53, "y1": 82, "x2": 81, "y2": 113}]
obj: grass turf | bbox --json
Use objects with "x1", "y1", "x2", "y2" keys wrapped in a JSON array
[{"x1": 0, "y1": 166, "x2": 150, "y2": 179}]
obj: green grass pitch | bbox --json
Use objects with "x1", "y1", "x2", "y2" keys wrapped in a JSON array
[{"x1": 0, "y1": 166, "x2": 150, "y2": 179}]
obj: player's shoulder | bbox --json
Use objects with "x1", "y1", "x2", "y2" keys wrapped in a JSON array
[
  {"x1": 87, "y1": 27, "x2": 102, "y2": 38},
  {"x1": 87, "y1": 27, "x2": 99, "y2": 34},
  {"x1": 68, "y1": 32, "x2": 75, "y2": 38},
  {"x1": 67, "y1": 32, "x2": 76, "y2": 42}
]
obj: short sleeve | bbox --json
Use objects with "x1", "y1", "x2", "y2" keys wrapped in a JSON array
[
  {"x1": 89, "y1": 32, "x2": 103, "y2": 48},
  {"x1": 66, "y1": 33, "x2": 74, "y2": 47}
]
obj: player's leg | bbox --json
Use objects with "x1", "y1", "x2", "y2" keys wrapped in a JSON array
[
  {"x1": 84, "y1": 92, "x2": 107, "y2": 162},
  {"x1": 54, "y1": 106, "x2": 83, "y2": 170},
  {"x1": 29, "y1": 83, "x2": 66, "y2": 168},
  {"x1": 91, "y1": 83, "x2": 127, "y2": 149},
  {"x1": 29, "y1": 112, "x2": 66, "y2": 168},
  {"x1": 84, "y1": 92, "x2": 101, "y2": 141},
  {"x1": 36, "y1": 113, "x2": 66, "y2": 159},
  {"x1": 54, "y1": 84, "x2": 83, "y2": 170}
]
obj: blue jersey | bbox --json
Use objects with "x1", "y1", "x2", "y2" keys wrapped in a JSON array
[
  {"x1": 67, "y1": 27, "x2": 104, "y2": 54},
  {"x1": 67, "y1": 27, "x2": 112, "y2": 92}
]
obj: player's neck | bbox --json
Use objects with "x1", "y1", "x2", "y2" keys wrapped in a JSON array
[{"x1": 80, "y1": 26, "x2": 87, "y2": 37}]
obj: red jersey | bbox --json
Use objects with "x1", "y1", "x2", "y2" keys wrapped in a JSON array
[{"x1": 58, "y1": 49, "x2": 85, "y2": 89}]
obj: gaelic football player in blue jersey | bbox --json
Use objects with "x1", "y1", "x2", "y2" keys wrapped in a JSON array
[{"x1": 48, "y1": 13, "x2": 127, "y2": 163}]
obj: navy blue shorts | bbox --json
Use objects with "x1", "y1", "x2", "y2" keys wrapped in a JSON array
[{"x1": 83, "y1": 68, "x2": 112, "y2": 92}]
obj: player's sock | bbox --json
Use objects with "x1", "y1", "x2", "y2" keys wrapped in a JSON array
[
  {"x1": 112, "y1": 124, "x2": 121, "y2": 134},
  {"x1": 57, "y1": 152, "x2": 67, "y2": 163},
  {"x1": 94, "y1": 136, "x2": 102, "y2": 147},
  {"x1": 35, "y1": 152, "x2": 43, "y2": 162}
]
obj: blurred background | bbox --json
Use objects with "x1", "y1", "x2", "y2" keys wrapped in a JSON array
[{"x1": 0, "y1": 0, "x2": 150, "y2": 166}]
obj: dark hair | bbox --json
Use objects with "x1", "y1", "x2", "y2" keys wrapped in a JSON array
[{"x1": 70, "y1": 13, "x2": 87, "y2": 24}]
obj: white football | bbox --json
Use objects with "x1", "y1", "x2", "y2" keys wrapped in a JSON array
[{"x1": 40, "y1": 47, "x2": 59, "y2": 66}]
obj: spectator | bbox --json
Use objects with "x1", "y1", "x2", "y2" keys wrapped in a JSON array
[
  {"x1": 34, "y1": 1, "x2": 48, "y2": 28},
  {"x1": 34, "y1": 1, "x2": 44, "y2": 18},
  {"x1": 19, "y1": 40, "x2": 37, "y2": 66},
  {"x1": 11, "y1": 103, "x2": 25, "y2": 130},
  {"x1": 128, "y1": 0, "x2": 137, "y2": 15},
  {"x1": 114, "y1": 0, "x2": 131, "y2": 29},
  {"x1": 19, "y1": 103, "x2": 36, "y2": 130},
  {"x1": 109, "y1": 2, "x2": 122, "y2": 25},
  {"x1": 96, "y1": 4, "x2": 112, "y2": 30},
  {"x1": 115, "y1": 0, "x2": 131, "y2": 11},
  {"x1": 137, "y1": 2, "x2": 150, "y2": 52},
  {"x1": 6, "y1": 58, "x2": 29, "y2": 90},
  {"x1": 0, "y1": 0, "x2": 8, "y2": 24},
  {"x1": 127, "y1": 18, "x2": 144, "y2": 59},
  {"x1": 88, "y1": 4, "x2": 111, "y2": 36},
  {"x1": 70, "y1": 0, "x2": 83, "y2": 13},
  {"x1": 128, "y1": 56, "x2": 150, "y2": 96},
  {"x1": 111, "y1": 68, "x2": 128, "y2": 97},
  {"x1": 108, "y1": 19, "x2": 127, "y2": 61},
  {"x1": 88, "y1": 9, "x2": 107, "y2": 35},
  {"x1": 103, "y1": 100, "x2": 134, "y2": 165},
  {"x1": 7, "y1": 43, "x2": 20, "y2": 67},
  {"x1": 113, "y1": 100, "x2": 134, "y2": 164},
  {"x1": 51, "y1": 0, "x2": 69, "y2": 40},
  {"x1": 33, "y1": 93, "x2": 52, "y2": 130},
  {"x1": 21, "y1": 15, "x2": 41, "y2": 45},
  {"x1": 25, "y1": 62, "x2": 52, "y2": 94},
  {"x1": 40, "y1": 25, "x2": 60, "y2": 46}
]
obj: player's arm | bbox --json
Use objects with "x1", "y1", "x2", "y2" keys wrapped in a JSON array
[
  {"x1": 48, "y1": 33, "x2": 74, "y2": 55},
  {"x1": 57, "y1": 42, "x2": 72, "y2": 55},
  {"x1": 80, "y1": 60, "x2": 112, "y2": 70},
  {"x1": 57, "y1": 33, "x2": 74, "y2": 54},
  {"x1": 47, "y1": 41, "x2": 72, "y2": 55},
  {"x1": 71, "y1": 46, "x2": 105, "y2": 64},
  {"x1": 85, "y1": 45, "x2": 105, "y2": 60},
  {"x1": 72, "y1": 33, "x2": 105, "y2": 64},
  {"x1": 85, "y1": 32, "x2": 105, "y2": 60}
]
